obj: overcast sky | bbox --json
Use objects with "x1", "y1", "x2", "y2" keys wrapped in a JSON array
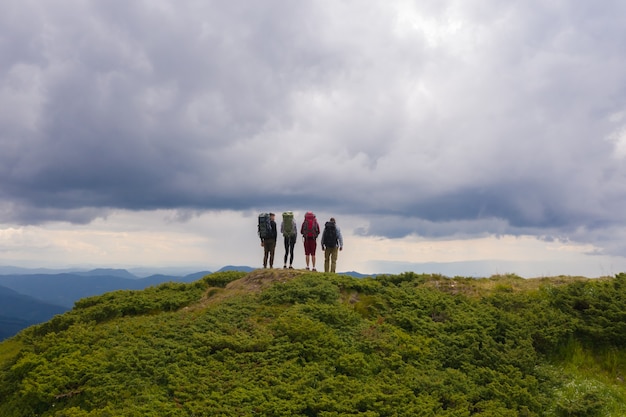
[{"x1": 2, "y1": 1, "x2": 626, "y2": 277}]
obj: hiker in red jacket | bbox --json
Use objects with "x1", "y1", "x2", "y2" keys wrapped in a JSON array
[{"x1": 300, "y1": 212, "x2": 320, "y2": 271}]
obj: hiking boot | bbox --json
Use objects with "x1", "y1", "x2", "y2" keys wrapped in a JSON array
[
  {"x1": 306, "y1": 267, "x2": 310, "y2": 271},
  {"x1": 289, "y1": 265, "x2": 293, "y2": 269},
  {"x1": 312, "y1": 268, "x2": 317, "y2": 272},
  {"x1": 283, "y1": 265, "x2": 287, "y2": 269}
]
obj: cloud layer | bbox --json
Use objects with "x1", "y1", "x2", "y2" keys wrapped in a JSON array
[{"x1": 2, "y1": 1, "x2": 626, "y2": 259}]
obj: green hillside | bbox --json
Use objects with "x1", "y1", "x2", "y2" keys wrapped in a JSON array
[{"x1": 1, "y1": 270, "x2": 625, "y2": 416}]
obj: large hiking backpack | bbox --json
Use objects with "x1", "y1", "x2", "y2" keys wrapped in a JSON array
[
  {"x1": 323, "y1": 221, "x2": 338, "y2": 248},
  {"x1": 302, "y1": 212, "x2": 318, "y2": 238},
  {"x1": 258, "y1": 213, "x2": 271, "y2": 239},
  {"x1": 282, "y1": 211, "x2": 294, "y2": 236}
]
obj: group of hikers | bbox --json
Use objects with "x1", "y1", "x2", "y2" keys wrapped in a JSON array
[{"x1": 258, "y1": 211, "x2": 344, "y2": 273}]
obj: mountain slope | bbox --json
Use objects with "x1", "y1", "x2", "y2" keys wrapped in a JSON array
[
  {"x1": 0, "y1": 270, "x2": 625, "y2": 416},
  {"x1": 0, "y1": 285, "x2": 67, "y2": 340}
]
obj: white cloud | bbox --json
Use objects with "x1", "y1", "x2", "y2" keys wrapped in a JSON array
[
  {"x1": 607, "y1": 122, "x2": 626, "y2": 159},
  {"x1": 1, "y1": 1, "x2": 626, "y2": 275}
]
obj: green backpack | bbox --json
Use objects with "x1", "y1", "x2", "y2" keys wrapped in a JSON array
[{"x1": 282, "y1": 211, "x2": 294, "y2": 236}]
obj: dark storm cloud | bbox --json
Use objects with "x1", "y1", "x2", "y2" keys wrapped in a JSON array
[{"x1": 2, "y1": 0, "x2": 626, "y2": 256}]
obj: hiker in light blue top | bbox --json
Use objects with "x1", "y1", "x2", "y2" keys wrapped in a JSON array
[{"x1": 321, "y1": 217, "x2": 344, "y2": 273}]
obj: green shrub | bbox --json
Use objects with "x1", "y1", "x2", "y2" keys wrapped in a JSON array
[
  {"x1": 259, "y1": 275, "x2": 340, "y2": 305},
  {"x1": 552, "y1": 379, "x2": 607, "y2": 417},
  {"x1": 202, "y1": 270, "x2": 246, "y2": 287}
]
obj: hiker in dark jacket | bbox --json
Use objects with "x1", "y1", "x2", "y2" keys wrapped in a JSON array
[
  {"x1": 261, "y1": 213, "x2": 278, "y2": 268},
  {"x1": 321, "y1": 217, "x2": 344, "y2": 273}
]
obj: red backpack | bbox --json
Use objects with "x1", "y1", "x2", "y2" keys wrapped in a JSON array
[{"x1": 302, "y1": 212, "x2": 318, "y2": 238}]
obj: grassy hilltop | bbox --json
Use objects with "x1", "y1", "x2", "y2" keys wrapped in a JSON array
[{"x1": 1, "y1": 270, "x2": 625, "y2": 416}]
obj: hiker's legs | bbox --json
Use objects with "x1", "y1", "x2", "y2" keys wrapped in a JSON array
[
  {"x1": 324, "y1": 248, "x2": 331, "y2": 272},
  {"x1": 310, "y1": 240, "x2": 317, "y2": 270},
  {"x1": 304, "y1": 238, "x2": 315, "y2": 269},
  {"x1": 267, "y1": 239, "x2": 276, "y2": 268},
  {"x1": 288, "y1": 236, "x2": 296, "y2": 265},
  {"x1": 330, "y1": 247, "x2": 338, "y2": 273},
  {"x1": 284, "y1": 236, "x2": 289, "y2": 266},
  {"x1": 263, "y1": 245, "x2": 269, "y2": 268}
]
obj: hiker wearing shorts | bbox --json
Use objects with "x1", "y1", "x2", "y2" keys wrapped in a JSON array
[
  {"x1": 300, "y1": 212, "x2": 320, "y2": 271},
  {"x1": 261, "y1": 213, "x2": 277, "y2": 268}
]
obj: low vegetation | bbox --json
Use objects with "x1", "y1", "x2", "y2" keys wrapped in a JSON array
[{"x1": 0, "y1": 270, "x2": 625, "y2": 416}]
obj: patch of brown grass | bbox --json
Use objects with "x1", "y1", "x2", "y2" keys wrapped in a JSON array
[
  {"x1": 422, "y1": 274, "x2": 611, "y2": 298},
  {"x1": 191, "y1": 268, "x2": 309, "y2": 310},
  {"x1": 226, "y1": 268, "x2": 306, "y2": 292}
]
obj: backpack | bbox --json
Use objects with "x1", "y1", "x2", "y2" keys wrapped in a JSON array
[
  {"x1": 302, "y1": 212, "x2": 318, "y2": 238},
  {"x1": 258, "y1": 213, "x2": 271, "y2": 239},
  {"x1": 282, "y1": 211, "x2": 294, "y2": 236},
  {"x1": 323, "y1": 221, "x2": 338, "y2": 248}
]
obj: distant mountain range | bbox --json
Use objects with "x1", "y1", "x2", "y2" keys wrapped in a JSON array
[
  {"x1": 0, "y1": 265, "x2": 371, "y2": 341},
  {"x1": 0, "y1": 271, "x2": 211, "y2": 308}
]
